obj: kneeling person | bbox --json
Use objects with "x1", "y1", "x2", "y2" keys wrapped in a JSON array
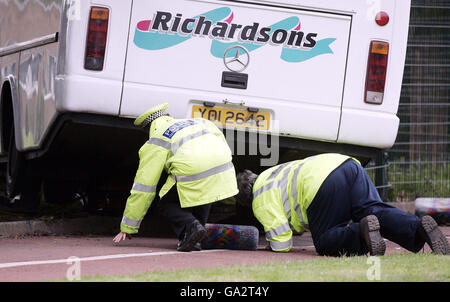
[
  {"x1": 113, "y1": 103, "x2": 238, "y2": 251},
  {"x1": 236, "y1": 153, "x2": 449, "y2": 256}
]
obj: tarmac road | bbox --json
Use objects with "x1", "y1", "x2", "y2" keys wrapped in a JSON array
[{"x1": 0, "y1": 227, "x2": 448, "y2": 282}]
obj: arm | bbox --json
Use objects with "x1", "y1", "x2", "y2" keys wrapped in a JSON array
[
  {"x1": 119, "y1": 141, "x2": 169, "y2": 235},
  {"x1": 253, "y1": 190, "x2": 293, "y2": 252},
  {"x1": 265, "y1": 221, "x2": 293, "y2": 252}
]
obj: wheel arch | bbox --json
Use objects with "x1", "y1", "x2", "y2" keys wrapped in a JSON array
[{"x1": 0, "y1": 77, "x2": 20, "y2": 159}]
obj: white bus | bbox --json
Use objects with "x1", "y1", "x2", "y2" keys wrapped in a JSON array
[{"x1": 0, "y1": 0, "x2": 411, "y2": 211}]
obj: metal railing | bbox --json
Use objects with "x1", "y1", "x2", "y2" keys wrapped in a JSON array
[{"x1": 365, "y1": 159, "x2": 450, "y2": 202}]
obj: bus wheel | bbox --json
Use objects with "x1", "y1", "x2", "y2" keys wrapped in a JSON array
[
  {"x1": 5, "y1": 125, "x2": 41, "y2": 213},
  {"x1": 6, "y1": 124, "x2": 25, "y2": 198}
]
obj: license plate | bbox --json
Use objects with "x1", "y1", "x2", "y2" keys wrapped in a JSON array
[{"x1": 192, "y1": 105, "x2": 270, "y2": 130}]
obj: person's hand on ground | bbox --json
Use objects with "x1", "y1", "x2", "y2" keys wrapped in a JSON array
[{"x1": 113, "y1": 232, "x2": 132, "y2": 243}]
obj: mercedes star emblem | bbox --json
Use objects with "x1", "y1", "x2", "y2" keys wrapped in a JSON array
[{"x1": 223, "y1": 45, "x2": 250, "y2": 73}]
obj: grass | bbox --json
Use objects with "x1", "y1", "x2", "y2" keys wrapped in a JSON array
[{"x1": 70, "y1": 253, "x2": 450, "y2": 282}]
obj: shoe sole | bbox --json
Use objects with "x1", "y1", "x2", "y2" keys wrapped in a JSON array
[
  {"x1": 177, "y1": 224, "x2": 207, "y2": 252},
  {"x1": 361, "y1": 215, "x2": 386, "y2": 256},
  {"x1": 421, "y1": 215, "x2": 450, "y2": 255}
]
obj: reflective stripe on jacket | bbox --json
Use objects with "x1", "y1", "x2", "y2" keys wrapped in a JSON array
[
  {"x1": 252, "y1": 153, "x2": 359, "y2": 252},
  {"x1": 121, "y1": 116, "x2": 238, "y2": 234}
]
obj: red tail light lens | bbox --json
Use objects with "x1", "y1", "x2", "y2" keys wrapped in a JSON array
[
  {"x1": 84, "y1": 7, "x2": 109, "y2": 71},
  {"x1": 375, "y1": 11, "x2": 390, "y2": 26},
  {"x1": 364, "y1": 41, "x2": 389, "y2": 104}
]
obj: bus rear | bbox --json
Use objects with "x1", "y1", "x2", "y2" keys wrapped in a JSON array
[{"x1": 119, "y1": 0, "x2": 411, "y2": 165}]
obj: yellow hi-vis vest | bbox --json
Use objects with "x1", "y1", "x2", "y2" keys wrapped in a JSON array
[
  {"x1": 121, "y1": 116, "x2": 239, "y2": 234},
  {"x1": 252, "y1": 153, "x2": 359, "y2": 252}
]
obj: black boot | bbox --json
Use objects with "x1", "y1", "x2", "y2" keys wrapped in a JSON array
[
  {"x1": 417, "y1": 215, "x2": 449, "y2": 255},
  {"x1": 177, "y1": 220, "x2": 206, "y2": 252},
  {"x1": 360, "y1": 215, "x2": 386, "y2": 256}
]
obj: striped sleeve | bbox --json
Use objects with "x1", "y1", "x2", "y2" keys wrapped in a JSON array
[
  {"x1": 265, "y1": 222, "x2": 293, "y2": 252},
  {"x1": 253, "y1": 187, "x2": 293, "y2": 252},
  {"x1": 121, "y1": 140, "x2": 169, "y2": 234}
]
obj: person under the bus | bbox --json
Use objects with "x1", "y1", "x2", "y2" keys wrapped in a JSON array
[{"x1": 235, "y1": 153, "x2": 449, "y2": 256}]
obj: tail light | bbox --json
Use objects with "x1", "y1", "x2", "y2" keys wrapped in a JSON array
[
  {"x1": 375, "y1": 11, "x2": 390, "y2": 26},
  {"x1": 84, "y1": 7, "x2": 109, "y2": 71},
  {"x1": 364, "y1": 41, "x2": 389, "y2": 104}
]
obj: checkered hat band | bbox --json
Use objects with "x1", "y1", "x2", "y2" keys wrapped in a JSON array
[{"x1": 140, "y1": 110, "x2": 165, "y2": 128}]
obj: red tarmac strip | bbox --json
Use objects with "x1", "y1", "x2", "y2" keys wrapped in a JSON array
[{"x1": 0, "y1": 227, "x2": 448, "y2": 281}]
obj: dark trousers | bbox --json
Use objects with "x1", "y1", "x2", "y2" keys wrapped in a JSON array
[
  {"x1": 306, "y1": 160, "x2": 425, "y2": 256},
  {"x1": 156, "y1": 186, "x2": 211, "y2": 240}
]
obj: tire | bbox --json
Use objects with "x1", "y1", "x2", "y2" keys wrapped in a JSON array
[
  {"x1": 5, "y1": 124, "x2": 41, "y2": 213},
  {"x1": 6, "y1": 124, "x2": 25, "y2": 198}
]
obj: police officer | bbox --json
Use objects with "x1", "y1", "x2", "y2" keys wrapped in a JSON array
[
  {"x1": 113, "y1": 103, "x2": 238, "y2": 252},
  {"x1": 236, "y1": 153, "x2": 449, "y2": 256}
]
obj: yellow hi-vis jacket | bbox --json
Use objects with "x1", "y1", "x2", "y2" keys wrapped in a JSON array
[
  {"x1": 121, "y1": 116, "x2": 239, "y2": 234},
  {"x1": 252, "y1": 153, "x2": 359, "y2": 252}
]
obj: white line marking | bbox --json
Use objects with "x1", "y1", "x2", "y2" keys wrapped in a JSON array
[{"x1": 0, "y1": 249, "x2": 225, "y2": 269}]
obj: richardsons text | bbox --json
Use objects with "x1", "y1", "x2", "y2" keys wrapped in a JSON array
[{"x1": 149, "y1": 11, "x2": 318, "y2": 49}]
